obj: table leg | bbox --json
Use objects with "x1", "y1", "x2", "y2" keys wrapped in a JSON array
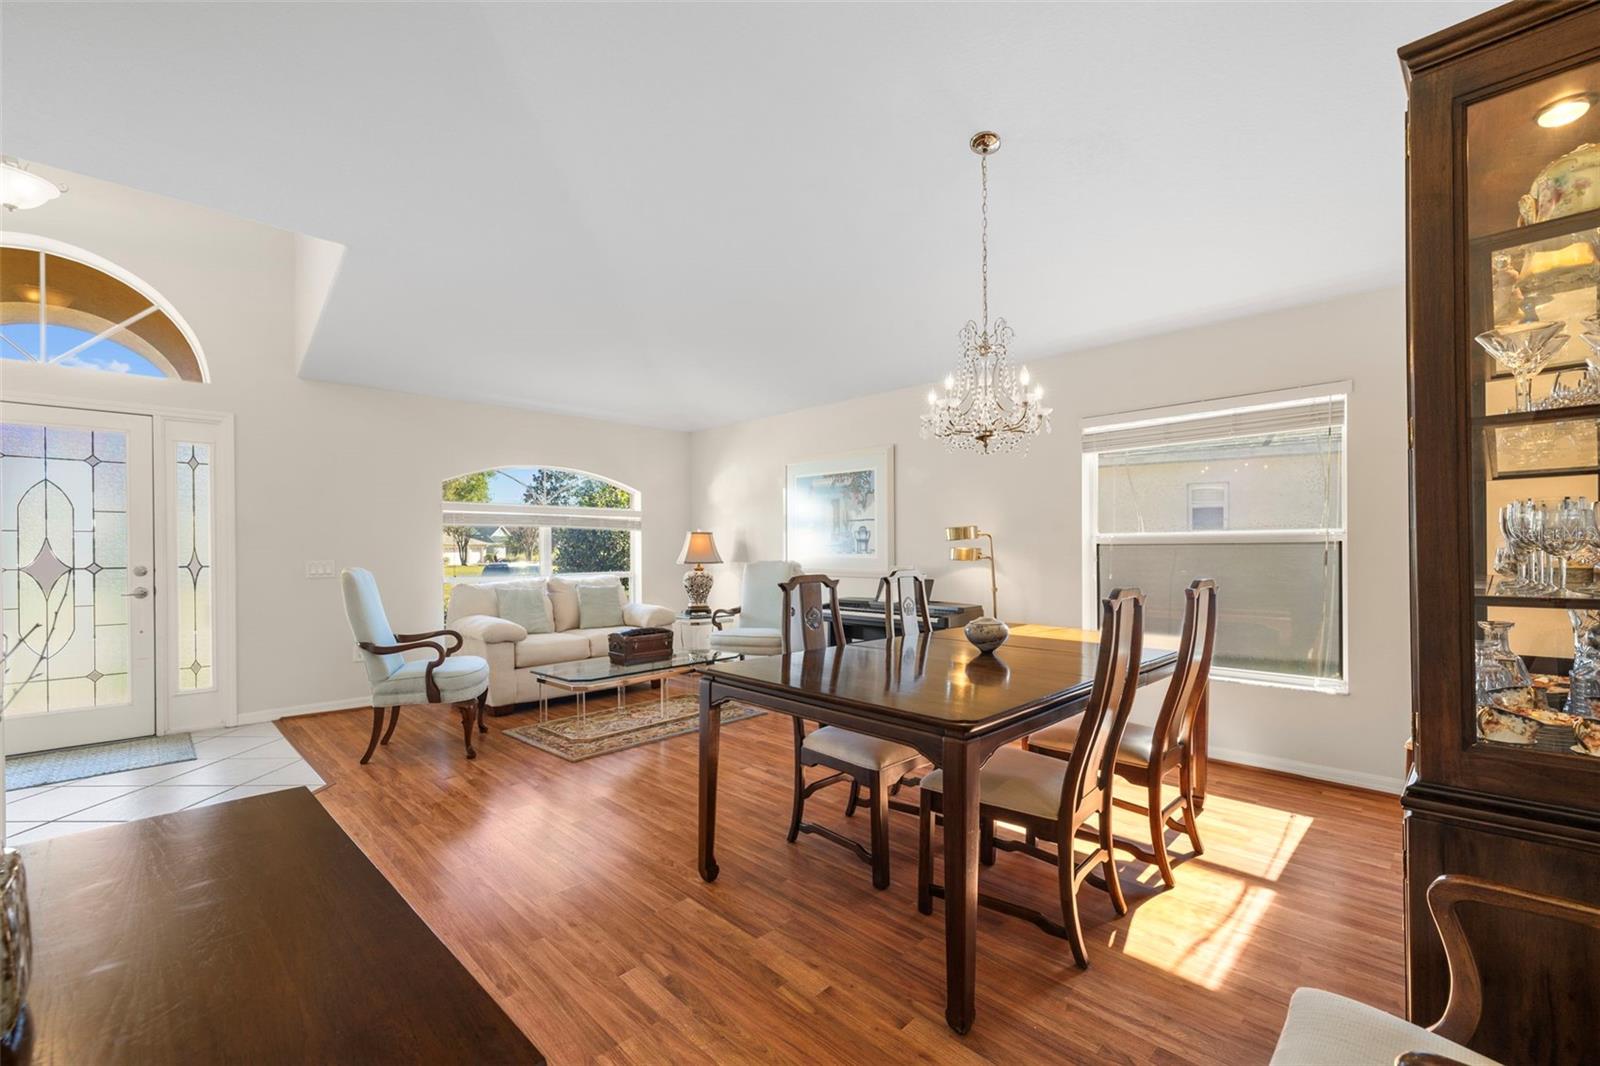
[
  {"x1": 697, "y1": 675, "x2": 721, "y2": 882},
  {"x1": 941, "y1": 737, "x2": 981, "y2": 1034}
]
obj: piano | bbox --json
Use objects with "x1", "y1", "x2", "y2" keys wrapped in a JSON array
[{"x1": 824, "y1": 580, "x2": 984, "y2": 642}]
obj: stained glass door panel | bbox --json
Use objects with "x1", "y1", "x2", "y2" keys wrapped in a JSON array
[{"x1": 1, "y1": 403, "x2": 154, "y2": 754}]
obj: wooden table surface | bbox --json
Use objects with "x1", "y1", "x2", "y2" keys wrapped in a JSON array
[{"x1": 4, "y1": 788, "x2": 541, "y2": 1065}]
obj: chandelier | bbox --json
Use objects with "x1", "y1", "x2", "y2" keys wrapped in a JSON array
[{"x1": 921, "y1": 131, "x2": 1050, "y2": 454}]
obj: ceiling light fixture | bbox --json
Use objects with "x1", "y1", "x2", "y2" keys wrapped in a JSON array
[
  {"x1": 1536, "y1": 94, "x2": 1595, "y2": 129},
  {"x1": 921, "y1": 131, "x2": 1051, "y2": 455},
  {"x1": 0, "y1": 159, "x2": 64, "y2": 211}
]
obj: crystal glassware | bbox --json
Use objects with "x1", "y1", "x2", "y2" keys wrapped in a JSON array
[
  {"x1": 1477, "y1": 620, "x2": 1535, "y2": 709},
  {"x1": 1502, "y1": 498, "x2": 1554, "y2": 595},
  {"x1": 1536, "y1": 497, "x2": 1589, "y2": 595},
  {"x1": 1475, "y1": 321, "x2": 1570, "y2": 412},
  {"x1": 1568, "y1": 608, "x2": 1600, "y2": 716}
]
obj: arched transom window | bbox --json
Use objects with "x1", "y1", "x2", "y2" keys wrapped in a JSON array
[
  {"x1": 442, "y1": 466, "x2": 641, "y2": 604},
  {"x1": 1, "y1": 241, "x2": 207, "y2": 382}
]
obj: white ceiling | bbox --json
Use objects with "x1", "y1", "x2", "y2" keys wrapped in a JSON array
[{"x1": 0, "y1": 2, "x2": 1492, "y2": 430}]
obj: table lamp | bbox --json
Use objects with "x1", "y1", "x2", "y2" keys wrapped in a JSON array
[
  {"x1": 677, "y1": 530, "x2": 722, "y2": 616},
  {"x1": 945, "y1": 525, "x2": 1008, "y2": 652}
]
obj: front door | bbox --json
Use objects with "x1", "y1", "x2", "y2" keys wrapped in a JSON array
[{"x1": 1, "y1": 402, "x2": 156, "y2": 754}]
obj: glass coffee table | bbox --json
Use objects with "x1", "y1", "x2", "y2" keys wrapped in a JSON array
[{"x1": 527, "y1": 649, "x2": 734, "y2": 721}]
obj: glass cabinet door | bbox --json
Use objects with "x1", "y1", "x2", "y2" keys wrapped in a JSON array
[{"x1": 1469, "y1": 57, "x2": 1600, "y2": 766}]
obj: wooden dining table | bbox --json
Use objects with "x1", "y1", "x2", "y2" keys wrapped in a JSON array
[{"x1": 696, "y1": 626, "x2": 1178, "y2": 1034}]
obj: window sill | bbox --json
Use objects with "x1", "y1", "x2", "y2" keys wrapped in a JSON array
[{"x1": 1211, "y1": 668, "x2": 1348, "y2": 696}]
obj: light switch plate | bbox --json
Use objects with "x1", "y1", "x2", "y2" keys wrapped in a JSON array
[{"x1": 305, "y1": 560, "x2": 336, "y2": 579}]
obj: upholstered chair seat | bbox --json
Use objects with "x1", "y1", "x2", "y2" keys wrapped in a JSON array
[
  {"x1": 1269, "y1": 989, "x2": 1496, "y2": 1066},
  {"x1": 1028, "y1": 714, "x2": 1157, "y2": 768},
  {"x1": 802, "y1": 725, "x2": 919, "y2": 770},
  {"x1": 372, "y1": 657, "x2": 490, "y2": 704},
  {"x1": 921, "y1": 746, "x2": 1072, "y2": 821},
  {"x1": 708, "y1": 627, "x2": 783, "y2": 654}
]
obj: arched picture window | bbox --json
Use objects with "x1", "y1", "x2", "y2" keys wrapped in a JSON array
[{"x1": 1, "y1": 242, "x2": 207, "y2": 382}]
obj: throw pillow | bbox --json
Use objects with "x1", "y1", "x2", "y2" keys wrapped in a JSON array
[
  {"x1": 577, "y1": 583, "x2": 625, "y2": 629},
  {"x1": 499, "y1": 587, "x2": 553, "y2": 635}
]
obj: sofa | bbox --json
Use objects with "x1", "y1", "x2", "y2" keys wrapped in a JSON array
[{"x1": 446, "y1": 575, "x2": 675, "y2": 714}]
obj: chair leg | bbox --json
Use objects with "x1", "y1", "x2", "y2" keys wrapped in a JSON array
[
  {"x1": 869, "y1": 773, "x2": 890, "y2": 890},
  {"x1": 917, "y1": 791, "x2": 934, "y2": 915},
  {"x1": 1059, "y1": 845, "x2": 1090, "y2": 969},
  {"x1": 380, "y1": 706, "x2": 401, "y2": 745},
  {"x1": 360, "y1": 706, "x2": 384, "y2": 764},
  {"x1": 476, "y1": 691, "x2": 488, "y2": 734},
  {"x1": 1101, "y1": 809, "x2": 1129, "y2": 917},
  {"x1": 787, "y1": 719, "x2": 806, "y2": 844},
  {"x1": 1147, "y1": 777, "x2": 1177, "y2": 888},
  {"x1": 1179, "y1": 755, "x2": 1205, "y2": 855},
  {"x1": 845, "y1": 780, "x2": 862, "y2": 818},
  {"x1": 980, "y1": 815, "x2": 996, "y2": 867},
  {"x1": 458, "y1": 702, "x2": 477, "y2": 759}
]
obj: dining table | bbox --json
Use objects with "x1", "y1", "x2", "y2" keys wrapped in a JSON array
[{"x1": 695, "y1": 625, "x2": 1179, "y2": 1034}]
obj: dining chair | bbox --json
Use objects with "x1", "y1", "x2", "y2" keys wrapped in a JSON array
[
  {"x1": 917, "y1": 587, "x2": 1145, "y2": 968},
  {"x1": 1271, "y1": 874, "x2": 1600, "y2": 1064},
  {"x1": 1022, "y1": 578, "x2": 1216, "y2": 887},
  {"x1": 783, "y1": 572, "x2": 923, "y2": 890},
  {"x1": 879, "y1": 567, "x2": 933, "y2": 638},
  {"x1": 341, "y1": 568, "x2": 490, "y2": 763}
]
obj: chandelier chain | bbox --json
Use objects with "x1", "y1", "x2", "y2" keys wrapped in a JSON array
[{"x1": 979, "y1": 154, "x2": 989, "y2": 333}]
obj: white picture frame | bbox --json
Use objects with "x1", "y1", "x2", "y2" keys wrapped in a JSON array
[{"x1": 783, "y1": 446, "x2": 894, "y2": 575}]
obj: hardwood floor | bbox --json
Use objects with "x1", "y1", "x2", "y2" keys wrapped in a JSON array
[{"x1": 280, "y1": 683, "x2": 1403, "y2": 1064}]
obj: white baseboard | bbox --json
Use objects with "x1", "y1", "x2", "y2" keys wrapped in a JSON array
[
  {"x1": 236, "y1": 696, "x2": 369, "y2": 725},
  {"x1": 1208, "y1": 744, "x2": 1403, "y2": 795}
]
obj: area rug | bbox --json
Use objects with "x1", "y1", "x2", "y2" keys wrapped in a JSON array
[
  {"x1": 504, "y1": 695, "x2": 763, "y2": 762},
  {"x1": 5, "y1": 732, "x2": 197, "y2": 790}
]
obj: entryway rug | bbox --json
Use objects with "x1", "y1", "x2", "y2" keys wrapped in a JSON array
[
  {"x1": 504, "y1": 695, "x2": 762, "y2": 762},
  {"x1": 5, "y1": 733, "x2": 197, "y2": 790}
]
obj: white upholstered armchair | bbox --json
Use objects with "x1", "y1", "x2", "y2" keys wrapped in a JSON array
[
  {"x1": 341, "y1": 568, "x2": 490, "y2": 763},
  {"x1": 708, "y1": 560, "x2": 803, "y2": 657}
]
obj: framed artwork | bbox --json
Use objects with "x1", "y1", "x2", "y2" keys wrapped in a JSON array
[{"x1": 784, "y1": 446, "x2": 894, "y2": 575}]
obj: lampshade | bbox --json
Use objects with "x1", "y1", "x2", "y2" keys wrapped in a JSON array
[
  {"x1": 950, "y1": 546, "x2": 983, "y2": 561},
  {"x1": 676, "y1": 530, "x2": 723, "y2": 565},
  {"x1": 945, "y1": 525, "x2": 979, "y2": 541}
]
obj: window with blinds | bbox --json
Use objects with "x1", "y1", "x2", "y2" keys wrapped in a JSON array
[{"x1": 1083, "y1": 387, "x2": 1348, "y2": 691}]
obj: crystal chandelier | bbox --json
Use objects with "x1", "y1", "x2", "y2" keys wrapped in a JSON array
[{"x1": 921, "y1": 131, "x2": 1050, "y2": 454}]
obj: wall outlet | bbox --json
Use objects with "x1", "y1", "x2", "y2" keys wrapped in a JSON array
[{"x1": 305, "y1": 560, "x2": 336, "y2": 579}]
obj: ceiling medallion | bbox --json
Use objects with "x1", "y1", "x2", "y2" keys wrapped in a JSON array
[{"x1": 921, "y1": 131, "x2": 1051, "y2": 455}]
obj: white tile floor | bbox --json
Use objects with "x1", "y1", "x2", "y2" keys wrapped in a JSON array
[{"x1": 4, "y1": 722, "x2": 324, "y2": 845}]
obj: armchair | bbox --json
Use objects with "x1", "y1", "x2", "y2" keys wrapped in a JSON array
[
  {"x1": 341, "y1": 568, "x2": 490, "y2": 763},
  {"x1": 708, "y1": 560, "x2": 802, "y2": 657}
]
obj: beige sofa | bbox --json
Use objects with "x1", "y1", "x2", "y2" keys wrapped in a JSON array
[{"x1": 446, "y1": 576, "x2": 675, "y2": 714}]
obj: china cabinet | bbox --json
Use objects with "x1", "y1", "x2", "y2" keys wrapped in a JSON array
[{"x1": 1402, "y1": 3, "x2": 1600, "y2": 1062}]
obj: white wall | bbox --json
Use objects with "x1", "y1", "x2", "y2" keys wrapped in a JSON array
[
  {"x1": 689, "y1": 288, "x2": 1411, "y2": 792},
  {"x1": 2, "y1": 170, "x2": 691, "y2": 726}
]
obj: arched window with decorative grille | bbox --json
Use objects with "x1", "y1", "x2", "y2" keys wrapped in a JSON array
[{"x1": 1, "y1": 237, "x2": 208, "y2": 382}]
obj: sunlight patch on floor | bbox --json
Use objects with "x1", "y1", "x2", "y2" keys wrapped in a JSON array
[{"x1": 1122, "y1": 881, "x2": 1278, "y2": 991}]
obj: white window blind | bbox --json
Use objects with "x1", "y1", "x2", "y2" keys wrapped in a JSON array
[
  {"x1": 1083, "y1": 394, "x2": 1346, "y2": 455},
  {"x1": 442, "y1": 502, "x2": 642, "y2": 532}
]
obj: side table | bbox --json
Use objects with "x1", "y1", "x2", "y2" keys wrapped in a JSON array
[{"x1": 675, "y1": 612, "x2": 714, "y2": 653}]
